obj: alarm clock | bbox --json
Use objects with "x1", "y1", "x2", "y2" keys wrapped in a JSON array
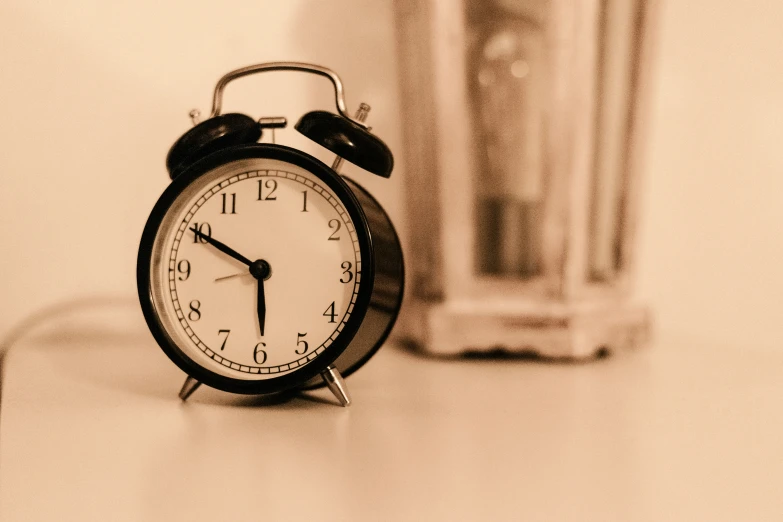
[{"x1": 137, "y1": 62, "x2": 404, "y2": 406}]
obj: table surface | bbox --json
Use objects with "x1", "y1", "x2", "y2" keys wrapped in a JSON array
[{"x1": 1, "y1": 307, "x2": 781, "y2": 522}]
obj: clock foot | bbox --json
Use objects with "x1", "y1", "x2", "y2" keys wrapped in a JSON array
[
  {"x1": 321, "y1": 365, "x2": 351, "y2": 407},
  {"x1": 178, "y1": 376, "x2": 202, "y2": 401}
]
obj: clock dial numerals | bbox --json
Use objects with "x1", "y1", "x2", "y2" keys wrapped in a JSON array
[
  {"x1": 323, "y1": 301, "x2": 337, "y2": 323},
  {"x1": 328, "y1": 219, "x2": 341, "y2": 241},
  {"x1": 340, "y1": 261, "x2": 353, "y2": 283},
  {"x1": 221, "y1": 193, "x2": 237, "y2": 214},
  {"x1": 188, "y1": 300, "x2": 202, "y2": 321},
  {"x1": 218, "y1": 329, "x2": 231, "y2": 350},
  {"x1": 192, "y1": 222, "x2": 212, "y2": 243},
  {"x1": 296, "y1": 332, "x2": 309, "y2": 355},
  {"x1": 253, "y1": 342, "x2": 268, "y2": 364},
  {"x1": 177, "y1": 260, "x2": 191, "y2": 281},
  {"x1": 257, "y1": 179, "x2": 278, "y2": 201},
  {"x1": 158, "y1": 165, "x2": 362, "y2": 381}
]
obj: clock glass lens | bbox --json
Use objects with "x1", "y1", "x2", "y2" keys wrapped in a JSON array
[{"x1": 148, "y1": 158, "x2": 362, "y2": 380}]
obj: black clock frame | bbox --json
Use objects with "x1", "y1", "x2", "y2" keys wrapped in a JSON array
[{"x1": 137, "y1": 144, "x2": 376, "y2": 395}]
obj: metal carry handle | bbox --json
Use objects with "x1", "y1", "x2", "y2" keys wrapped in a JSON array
[{"x1": 209, "y1": 62, "x2": 369, "y2": 129}]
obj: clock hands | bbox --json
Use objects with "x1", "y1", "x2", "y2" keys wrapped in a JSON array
[
  {"x1": 190, "y1": 226, "x2": 253, "y2": 266},
  {"x1": 214, "y1": 272, "x2": 247, "y2": 282},
  {"x1": 249, "y1": 260, "x2": 271, "y2": 336},
  {"x1": 256, "y1": 277, "x2": 266, "y2": 336},
  {"x1": 190, "y1": 225, "x2": 271, "y2": 336}
]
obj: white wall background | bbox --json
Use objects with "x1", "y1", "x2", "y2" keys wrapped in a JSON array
[
  {"x1": 0, "y1": 0, "x2": 781, "y2": 353},
  {"x1": 0, "y1": 0, "x2": 405, "y2": 341},
  {"x1": 636, "y1": 0, "x2": 783, "y2": 353}
]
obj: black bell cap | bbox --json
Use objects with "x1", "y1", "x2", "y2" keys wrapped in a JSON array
[
  {"x1": 166, "y1": 113, "x2": 262, "y2": 179},
  {"x1": 295, "y1": 111, "x2": 393, "y2": 178}
]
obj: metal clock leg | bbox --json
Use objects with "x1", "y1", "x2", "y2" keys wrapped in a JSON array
[
  {"x1": 178, "y1": 376, "x2": 202, "y2": 401},
  {"x1": 321, "y1": 365, "x2": 352, "y2": 407}
]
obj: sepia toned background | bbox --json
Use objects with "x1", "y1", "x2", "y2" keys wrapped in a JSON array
[
  {"x1": 1, "y1": 1, "x2": 782, "y2": 520},
  {"x1": 1, "y1": 0, "x2": 781, "y2": 354}
]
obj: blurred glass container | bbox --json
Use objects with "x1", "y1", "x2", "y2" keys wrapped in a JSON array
[
  {"x1": 394, "y1": 0, "x2": 658, "y2": 358},
  {"x1": 471, "y1": 14, "x2": 544, "y2": 279}
]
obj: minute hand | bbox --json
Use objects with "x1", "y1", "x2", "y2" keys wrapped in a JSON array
[{"x1": 190, "y1": 226, "x2": 252, "y2": 266}]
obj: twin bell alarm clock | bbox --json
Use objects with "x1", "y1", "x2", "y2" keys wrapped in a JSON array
[{"x1": 137, "y1": 62, "x2": 404, "y2": 406}]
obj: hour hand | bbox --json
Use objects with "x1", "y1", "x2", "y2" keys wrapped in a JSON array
[{"x1": 190, "y1": 226, "x2": 252, "y2": 266}]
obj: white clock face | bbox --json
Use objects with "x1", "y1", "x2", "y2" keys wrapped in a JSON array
[{"x1": 148, "y1": 157, "x2": 363, "y2": 381}]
